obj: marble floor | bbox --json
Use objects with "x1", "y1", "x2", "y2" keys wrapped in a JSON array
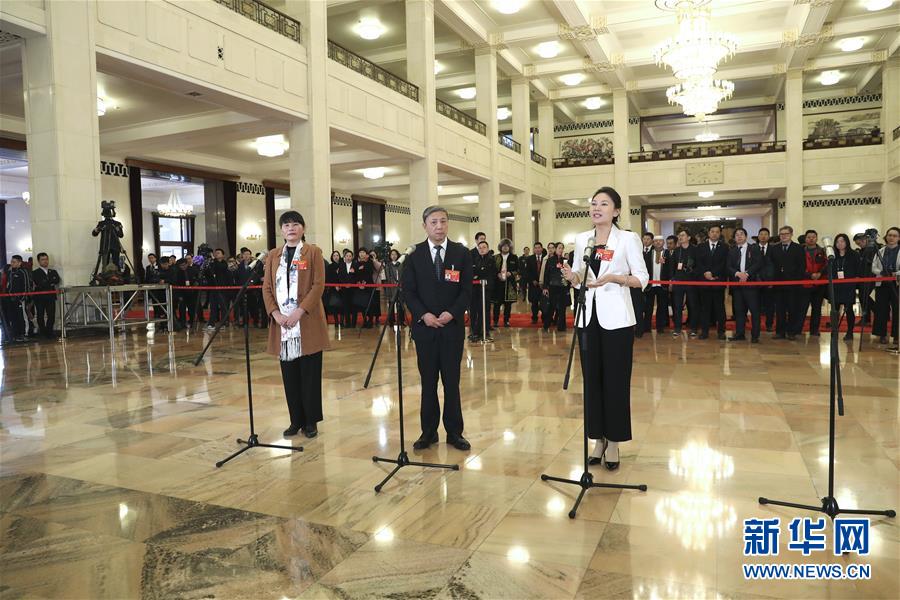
[{"x1": 0, "y1": 315, "x2": 898, "y2": 599}]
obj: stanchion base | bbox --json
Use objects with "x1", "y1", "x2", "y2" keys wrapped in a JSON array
[
  {"x1": 215, "y1": 433, "x2": 303, "y2": 468},
  {"x1": 759, "y1": 496, "x2": 895, "y2": 519},
  {"x1": 371, "y1": 450, "x2": 459, "y2": 493},
  {"x1": 541, "y1": 470, "x2": 647, "y2": 519}
]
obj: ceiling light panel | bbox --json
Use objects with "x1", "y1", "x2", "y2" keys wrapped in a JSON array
[
  {"x1": 353, "y1": 17, "x2": 386, "y2": 40},
  {"x1": 536, "y1": 41, "x2": 561, "y2": 59},
  {"x1": 560, "y1": 73, "x2": 585, "y2": 86}
]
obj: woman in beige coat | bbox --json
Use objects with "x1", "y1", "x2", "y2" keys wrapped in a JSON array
[{"x1": 262, "y1": 211, "x2": 330, "y2": 438}]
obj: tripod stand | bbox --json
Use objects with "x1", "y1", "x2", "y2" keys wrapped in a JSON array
[
  {"x1": 759, "y1": 259, "x2": 895, "y2": 519},
  {"x1": 193, "y1": 259, "x2": 303, "y2": 468},
  {"x1": 367, "y1": 275, "x2": 458, "y2": 493},
  {"x1": 544, "y1": 247, "x2": 647, "y2": 519}
]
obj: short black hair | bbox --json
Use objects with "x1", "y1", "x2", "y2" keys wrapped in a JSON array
[
  {"x1": 805, "y1": 229, "x2": 818, "y2": 236},
  {"x1": 477, "y1": 240, "x2": 489, "y2": 247},
  {"x1": 240, "y1": 247, "x2": 250, "y2": 254},
  {"x1": 707, "y1": 224, "x2": 721, "y2": 231},
  {"x1": 642, "y1": 231, "x2": 654, "y2": 238},
  {"x1": 279, "y1": 210, "x2": 305, "y2": 227},
  {"x1": 853, "y1": 232, "x2": 866, "y2": 241},
  {"x1": 37, "y1": 252, "x2": 48, "y2": 260},
  {"x1": 666, "y1": 235, "x2": 677, "y2": 242},
  {"x1": 358, "y1": 247, "x2": 368, "y2": 254},
  {"x1": 11, "y1": 254, "x2": 23, "y2": 261},
  {"x1": 214, "y1": 248, "x2": 225, "y2": 254},
  {"x1": 343, "y1": 249, "x2": 353, "y2": 256},
  {"x1": 147, "y1": 253, "x2": 157, "y2": 259},
  {"x1": 475, "y1": 231, "x2": 486, "y2": 239},
  {"x1": 758, "y1": 227, "x2": 770, "y2": 235},
  {"x1": 534, "y1": 242, "x2": 543, "y2": 247},
  {"x1": 735, "y1": 227, "x2": 748, "y2": 237}
]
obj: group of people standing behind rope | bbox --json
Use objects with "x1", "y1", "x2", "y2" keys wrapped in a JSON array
[{"x1": 629, "y1": 225, "x2": 899, "y2": 348}]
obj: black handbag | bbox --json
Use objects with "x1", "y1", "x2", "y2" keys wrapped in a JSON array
[{"x1": 326, "y1": 291, "x2": 343, "y2": 311}]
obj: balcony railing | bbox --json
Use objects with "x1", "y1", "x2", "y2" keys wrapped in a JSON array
[
  {"x1": 530, "y1": 151, "x2": 547, "y2": 167},
  {"x1": 214, "y1": 0, "x2": 301, "y2": 44},
  {"x1": 893, "y1": 126, "x2": 900, "y2": 142},
  {"x1": 803, "y1": 132, "x2": 883, "y2": 150},
  {"x1": 327, "y1": 40, "x2": 419, "y2": 103},
  {"x1": 628, "y1": 140, "x2": 786, "y2": 163},
  {"x1": 499, "y1": 134, "x2": 521, "y2": 153},
  {"x1": 436, "y1": 100, "x2": 486, "y2": 136},
  {"x1": 552, "y1": 155, "x2": 614, "y2": 168}
]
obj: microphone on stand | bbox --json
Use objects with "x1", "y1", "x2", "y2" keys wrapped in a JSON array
[
  {"x1": 248, "y1": 250, "x2": 268, "y2": 270},
  {"x1": 396, "y1": 245, "x2": 416, "y2": 265},
  {"x1": 583, "y1": 236, "x2": 596, "y2": 262},
  {"x1": 822, "y1": 237, "x2": 835, "y2": 261}
]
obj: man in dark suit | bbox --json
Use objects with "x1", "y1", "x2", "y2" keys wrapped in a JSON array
[
  {"x1": 755, "y1": 228, "x2": 775, "y2": 331},
  {"x1": 402, "y1": 206, "x2": 473, "y2": 451},
  {"x1": 643, "y1": 235, "x2": 670, "y2": 334},
  {"x1": 769, "y1": 225, "x2": 806, "y2": 340},
  {"x1": 727, "y1": 228, "x2": 764, "y2": 342},
  {"x1": 696, "y1": 225, "x2": 729, "y2": 339},
  {"x1": 31, "y1": 252, "x2": 61, "y2": 339},
  {"x1": 523, "y1": 242, "x2": 545, "y2": 324}
]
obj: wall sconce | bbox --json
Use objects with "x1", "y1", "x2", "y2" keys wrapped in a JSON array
[
  {"x1": 335, "y1": 228, "x2": 351, "y2": 245},
  {"x1": 242, "y1": 224, "x2": 263, "y2": 241}
]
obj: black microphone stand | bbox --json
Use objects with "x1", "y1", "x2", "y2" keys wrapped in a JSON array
[
  {"x1": 369, "y1": 260, "x2": 459, "y2": 492},
  {"x1": 193, "y1": 258, "x2": 303, "y2": 467},
  {"x1": 544, "y1": 247, "x2": 648, "y2": 519},
  {"x1": 759, "y1": 253, "x2": 894, "y2": 519}
]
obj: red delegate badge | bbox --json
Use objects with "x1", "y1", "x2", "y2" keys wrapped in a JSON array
[
  {"x1": 595, "y1": 248, "x2": 615, "y2": 262},
  {"x1": 293, "y1": 259, "x2": 308, "y2": 271},
  {"x1": 444, "y1": 269, "x2": 460, "y2": 283}
]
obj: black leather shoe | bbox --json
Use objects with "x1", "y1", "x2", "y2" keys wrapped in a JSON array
[
  {"x1": 787, "y1": 334, "x2": 797, "y2": 341},
  {"x1": 773, "y1": 333, "x2": 786, "y2": 339},
  {"x1": 809, "y1": 332, "x2": 820, "y2": 337},
  {"x1": 717, "y1": 333, "x2": 726, "y2": 340},
  {"x1": 588, "y1": 457, "x2": 603, "y2": 466},
  {"x1": 605, "y1": 461, "x2": 620, "y2": 471},
  {"x1": 413, "y1": 431, "x2": 438, "y2": 450},
  {"x1": 843, "y1": 334, "x2": 854, "y2": 341},
  {"x1": 283, "y1": 425, "x2": 301, "y2": 437},
  {"x1": 698, "y1": 334, "x2": 709, "y2": 340},
  {"x1": 447, "y1": 433, "x2": 471, "y2": 451},
  {"x1": 303, "y1": 425, "x2": 318, "y2": 438},
  {"x1": 751, "y1": 337, "x2": 759, "y2": 344},
  {"x1": 729, "y1": 335, "x2": 746, "y2": 341}
]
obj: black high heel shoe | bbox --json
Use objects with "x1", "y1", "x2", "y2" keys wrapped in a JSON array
[
  {"x1": 605, "y1": 444, "x2": 620, "y2": 471},
  {"x1": 588, "y1": 439, "x2": 608, "y2": 466}
]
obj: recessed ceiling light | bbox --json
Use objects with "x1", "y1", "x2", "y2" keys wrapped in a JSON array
[
  {"x1": 456, "y1": 87, "x2": 476, "y2": 100},
  {"x1": 463, "y1": 194, "x2": 478, "y2": 202},
  {"x1": 819, "y1": 70, "x2": 841, "y2": 86},
  {"x1": 865, "y1": 0, "x2": 892, "y2": 11},
  {"x1": 837, "y1": 37, "x2": 865, "y2": 52},
  {"x1": 560, "y1": 73, "x2": 585, "y2": 86},
  {"x1": 821, "y1": 184, "x2": 839, "y2": 192},
  {"x1": 97, "y1": 97, "x2": 107, "y2": 117},
  {"x1": 497, "y1": 106, "x2": 511, "y2": 120},
  {"x1": 695, "y1": 132, "x2": 720, "y2": 142},
  {"x1": 353, "y1": 17, "x2": 386, "y2": 40},
  {"x1": 434, "y1": 61, "x2": 443, "y2": 75},
  {"x1": 499, "y1": 201, "x2": 511, "y2": 209},
  {"x1": 362, "y1": 167, "x2": 386, "y2": 180},
  {"x1": 698, "y1": 191, "x2": 715, "y2": 198},
  {"x1": 536, "y1": 41, "x2": 560, "y2": 59},
  {"x1": 255, "y1": 135, "x2": 288, "y2": 157},
  {"x1": 584, "y1": 97, "x2": 604, "y2": 110},
  {"x1": 491, "y1": 0, "x2": 525, "y2": 15}
]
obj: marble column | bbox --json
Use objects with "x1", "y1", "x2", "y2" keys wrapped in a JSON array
[
  {"x1": 612, "y1": 88, "x2": 631, "y2": 230},
  {"x1": 289, "y1": 0, "x2": 331, "y2": 247},
  {"x1": 537, "y1": 100, "x2": 554, "y2": 160},
  {"x1": 538, "y1": 197, "x2": 555, "y2": 245},
  {"x1": 406, "y1": 0, "x2": 438, "y2": 241},
  {"x1": 22, "y1": 0, "x2": 102, "y2": 285},
  {"x1": 475, "y1": 48, "x2": 500, "y2": 243},
  {"x1": 784, "y1": 69, "x2": 804, "y2": 231},
  {"x1": 511, "y1": 77, "x2": 532, "y2": 247},
  {"x1": 881, "y1": 58, "x2": 899, "y2": 229}
]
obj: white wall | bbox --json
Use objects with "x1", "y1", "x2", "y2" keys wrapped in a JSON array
[
  {"x1": 803, "y1": 204, "x2": 882, "y2": 241},
  {"x1": 236, "y1": 185, "x2": 267, "y2": 254}
]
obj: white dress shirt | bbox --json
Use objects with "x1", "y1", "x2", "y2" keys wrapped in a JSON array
[
  {"x1": 430, "y1": 238, "x2": 449, "y2": 264},
  {"x1": 651, "y1": 249, "x2": 662, "y2": 287}
]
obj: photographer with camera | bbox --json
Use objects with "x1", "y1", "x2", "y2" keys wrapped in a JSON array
[{"x1": 871, "y1": 227, "x2": 899, "y2": 348}]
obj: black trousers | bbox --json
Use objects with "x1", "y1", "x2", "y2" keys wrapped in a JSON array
[
  {"x1": 415, "y1": 324, "x2": 465, "y2": 436},
  {"x1": 835, "y1": 302, "x2": 856, "y2": 334},
  {"x1": 671, "y1": 285, "x2": 699, "y2": 333},
  {"x1": 643, "y1": 287, "x2": 668, "y2": 332},
  {"x1": 34, "y1": 297, "x2": 56, "y2": 337},
  {"x1": 579, "y1": 312, "x2": 633, "y2": 441},
  {"x1": 280, "y1": 351, "x2": 324, "y2": 427},
  {"x1": 492, "y1": 301, "x2": 512, "y2": 325},
  {"x1": 732, "y1": 287, "x2": 761, "y2": 339},
  {"x1": 543, "y1": 287, "x2": 568, "y2": 331},
  {"x1": 759, "y1": 287, "x2": 775, "y2": 331},
  {"x1": 629, "y1": 288, "x2": 643, "y2": 333},
  {"x1": 3, "y1": 299, "x2": 26, "y2": 338},
  {"x1": 209, "y1": 292, "x2": 227, "y2": 325},
  {"x1": 774, "y1": 286, "x2": 802, "y2": 335},
  {"x1": 800, "y1": 285, "x2": 826, "y2": 334},
  {"x1": 873, "y1": 282, "x2": 898, "y2": 338},
  {"x1": 700, "y1": 287, "x2": 726, "y2": 335},
  {"x1": 528, "y1": 285, "x2": 544, "y2": 321},
  {"x1": 469, "y1": 285, "x2": 492, "y2": 336}
]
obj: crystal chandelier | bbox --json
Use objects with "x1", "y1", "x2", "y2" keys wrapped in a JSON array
[
  {"x1": 157, "y1": 191, "x2": 192, "y2": 217},
  {"x1": 666, "y1": 78, "x2": 734, "y2": 120},
  {"x1": 653, "y1": 2, "x2": 737, "y2": 81},
  {"x1": 694, "y1": 119, "x2": 720, "y2": 142}
]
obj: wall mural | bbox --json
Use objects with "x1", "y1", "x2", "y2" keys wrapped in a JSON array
[
  {"x1": 557, "y1": 135, "x2": 614, "y2": 159},
  {"x1": 804, "y1": 109, "x2": 880, "y2": 140}
]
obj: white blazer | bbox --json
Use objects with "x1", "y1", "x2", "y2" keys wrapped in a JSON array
[{"x1": 571, "y1": 226, "x2": 650, "y2": 329}]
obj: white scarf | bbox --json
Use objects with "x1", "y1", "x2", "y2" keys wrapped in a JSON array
[{"x1": 275, "y1": 244, "x2": 302, "y2": 361}]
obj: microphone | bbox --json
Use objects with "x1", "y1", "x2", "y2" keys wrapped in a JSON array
[
  {"x1": 248, "y1": 250, "x2": 267, "y2": 270},
  {"x1": 582, "y1": 236, "x2": 595, "y2": 262},
  {"x1": 396, "y1": 245, "x2": 416, "y2": 264},
  {"x1": 822, "y1": 237, "x2": 835, "y2": 260}
]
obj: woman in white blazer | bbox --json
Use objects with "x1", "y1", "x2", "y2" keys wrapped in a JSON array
[{"x1": 561, "y1": 186, "x2": 649, "y2": 470}]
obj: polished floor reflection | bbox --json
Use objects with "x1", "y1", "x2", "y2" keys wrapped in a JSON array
[{"x1": 1, "y1": 319, "x2": 898, "y2": 599}]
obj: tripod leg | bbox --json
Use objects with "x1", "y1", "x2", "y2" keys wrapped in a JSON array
[
  {"x1": 364, "y1": 295, "x2": 393, "y2": 388},
  {"x1": 215, "y1": 443, "x2": 252, "y2": 468},
  {"x1": 374, "y1": 464, "x2": 403, "y2": 493},
  {"x1": 569, "y1": 486, "x2": 589, "y2": 519}
]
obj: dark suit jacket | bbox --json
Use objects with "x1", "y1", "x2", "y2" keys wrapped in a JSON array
[
  {"x1": 31, "y1": 268, "x2": 61, "y2": 292},
  {"x1": 696, "y1": 241, "x2": 729, "y2": 280},
  {"x1": 402, "y1": 240, "x2": 472, "y2": 341},
  {"x1": 769, "y1": 242, "x2": 806, "y2": 281},
  {"x1": 727, "y1": 244, "x2": 765, "y2": 282},
  {"x1": 523, "y1": 252, "x2": 547, "y2": 285}
]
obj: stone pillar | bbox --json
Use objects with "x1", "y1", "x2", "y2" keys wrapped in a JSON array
[
  {"x1": 22, "y1": 0, "x2": 102, "y2": 285},
  {"x1": 537, "y1": 100, "x2": 554, "y2": 159},
  {"x1": 881, "y1": 58, "x2": 899, "y2": 229},
  {"x1": 784, "y1": 69, "x2": 804, "y2": 231},
  {"x1": 511, "y1": 77, "x2": 532, "y2": 247},
  {"x1": 406, "y1": 0, "x2": 438, "y2": 241},
  {"x1": 612, "y1": 88, "x2": 631, "y2": 230},
  {"x1": 476, "y1": 48, "x2": 500, "y2": 243},
  {"x1": 289, "y1": 0, "x2": 331, "y2": 248},
  {"x1": 539, "y1": 197, "x2": 555, "y2": 245}
]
